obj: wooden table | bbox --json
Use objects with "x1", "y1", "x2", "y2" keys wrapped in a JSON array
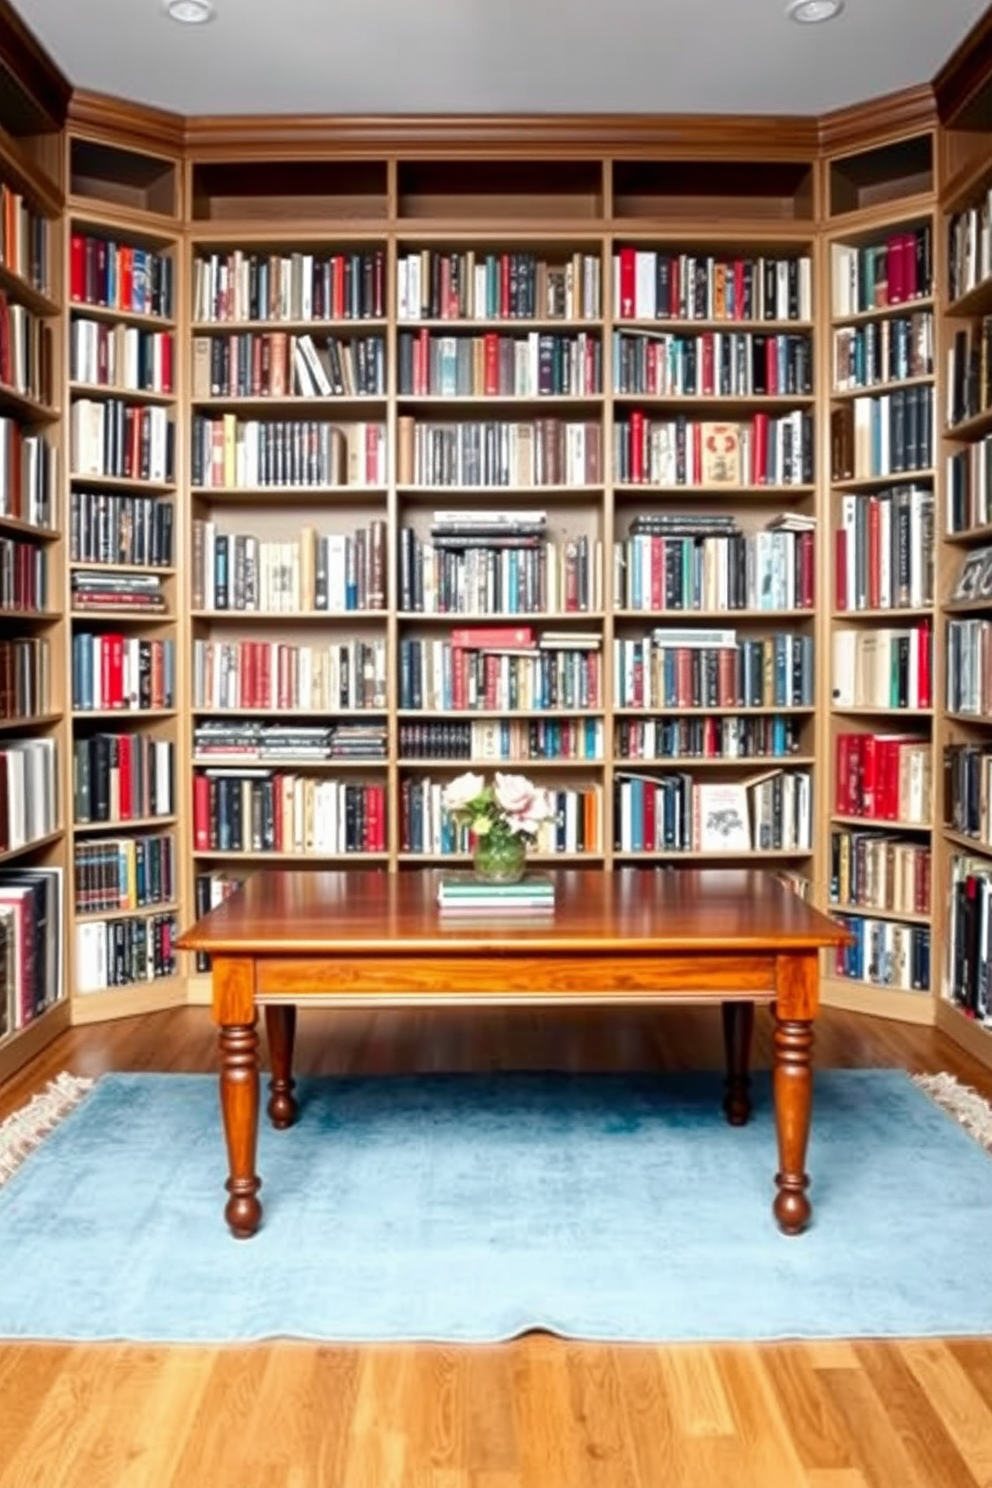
[{"x1": 177, "y1": 866, "x2": 848, "y2": 1240}]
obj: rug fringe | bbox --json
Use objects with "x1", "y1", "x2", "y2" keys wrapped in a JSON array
[
  {"x1": 0, "y1": 1072, "x2": 94, "y2": 1189},
  {"x1": 912, "y1": 1072, "x2": 992, "y2": 1153}
]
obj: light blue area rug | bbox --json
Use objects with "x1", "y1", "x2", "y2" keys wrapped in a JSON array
[{"x1": 0, "y1": 1068, "x2": 990, "y2": 1344}]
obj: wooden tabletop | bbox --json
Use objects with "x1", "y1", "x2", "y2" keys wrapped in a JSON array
[{"x1": 177, "y1": 867, "x2": 847, "y2": 955}]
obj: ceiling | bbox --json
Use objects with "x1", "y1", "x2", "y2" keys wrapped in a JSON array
[{"x1": 10, "y1": 0, "x2": 992, "y2": 119}]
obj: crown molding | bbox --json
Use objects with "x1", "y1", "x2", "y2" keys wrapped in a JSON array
[
  {"x1": 934, "y1": 3, "x2": 992, "y2": 123},
  {"x1": 182, "y1": 111, "x2": 819, "y2": 160},
  {"x1": 819, "y1": 83, "x2": 937, "y2": 155},
  {"x1": 0, "y1": 0, "x2": 70, "y2": 127},
  {"x1": 68, "y1": 88, "x2": 185, "y2": 155}
]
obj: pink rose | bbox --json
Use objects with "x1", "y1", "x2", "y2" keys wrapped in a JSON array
[{"x1": 494, "y1": 774, "x2": 555, "y2": 836}]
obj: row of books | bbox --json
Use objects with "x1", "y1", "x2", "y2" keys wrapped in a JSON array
[
  {"x1": 191, "y1": 520, "x2": 387, "y2": 613},
  {"x1": 70, "y1": 319, "x2": 174, "y2": 397},
  {"x1": 831, "y1": 625, "x2": 932, "y2": 711},
  {"x1": 834, "y1": 487, "x2": 934, "y2": 612},
  {"x1": 0, "y1": 180, "x2": 49, "y2": 295},
  {"x1": 192, "y1": 720, "x2": 387, "y2": 762},
  {"x1": 192, "y1": 331, "x2": 386, "y2": 400},
  {"x1": 398, "y1": 330, "x2": 602, "y2": 398},
  {"x1": 70, "y1": 399, "x2": 174, "y2": 484},
  {"x1": 191, "y1": 414, "x2": 386, "y2": 489},
  {"x1": 192, "y1": 871, "x2": 243, "y2": 971},
  {"x1": 72, "y1": 735, "x2": 174, "y2": 826},
  {"x1": 948, "y1": 196, "x2": 992, "y2": 306},
  {"x1": 0, "y1": 638, "x2": 49, "y2": 722},
  {"x1": 944, "y1": 744, "x2": 992, "y2": 847},
  {"x1": 946, "y1": 618, "x2": 992, "y2": 717},
  {"x1": 0, "y1": 738, "x2": 58, "y2": 853},
  {"x1": 831, "y1": 914, "x2": 931, "y2": 992},
  {"x1": 75, "y1": 913, "x2": 177, "y2": 994},
  {"x1": 614, "y1": 251, "x2": 812, "y2": 324},
  {"x1": 71, "y1": 570, "x2": 166, "y2": 613},
  {"x1": 0, "y1": 867, "x2": 62, "y2": 1037},
  {"x1": 192, "y1": 772, "x2": 388, "y2": 854},
  {"x1": 835, "y1": 732, "x2": 931, "y2": 824},
  {"x1": 613, "y1": 631, "x2": 815, "y2": 710},
  {"x1": 614, "y1": 411, "x2": 813, "y2": 487},
  {"x1": 0, "y1": 292, "x2": 54, "y2": 405},
  {"x1": 0, "y1": 535, "x2": 47, "y2": 613},
  {"x1": 70, "y1": 235, "x2": 174, "y2": 319},
  {"x1": 614, "y1": 768, "x2": 812, "y2": 854},
  {"x1": 830, "y1": 231, "x2": 932, "y2": 318},
  {"x1": 397, "y1": 251, "x2": 601, "y2": 323},
  {"x1": 613, "y1": 517, "x2": 815, "y2": 613},
  {"x1": 946, "y1": 319, "x2": 992, "y2": 428},
  {"x1": 829, "y1": 829, "x2": 931, "y2": 917},
  {"x1": 397, "y1": 717, "x2": 605, "y2": 761},
  {"x1": 399, "y1": 781, "x2": 602, "y2": 856},
  {"x1": 947, "y1": 435, "x2": 992, "y2": 535},
  {"x1": 399, "y1": 526, "x2": 602, "y2": 616},
  {"x1": 830, "y1": 386, "x2": 934, "y2": 481},
  {"x1": 397, "y1": 637, "x2": 602, "y2": 712},
  {"x1": 70, "y1": 490, "x2": 174, "y2": 568},
  {"x1": 616, "y1": 713, "x2": 803, "y2": 761},
  {"x1": 192, "y1": 249, "x2": 386, "y2": 325},
  {"x1": 0, "y1": 418, "x2": 55, "y2": 529},
  {"x1": 947, "y1": 854, "x2": 992, "y2": 1018},
  {"x1": 192, "y1": 638, "x2": 388, "y2": 712},
  {"x1": 71, "y1": 634, "x2": 175, "y2": 713},
  {"x1": 831, "y1": 311, "x2": 933, "y2": 393},
  {"x1": 612, "y1": 329, "x2": 812, "y2": 398},
  {"x1": 74, "y1": 834, "x2": 177, "y2": 916},
  {"x1": 396, "y1": 416, "x2": 601, "y2": 489}
]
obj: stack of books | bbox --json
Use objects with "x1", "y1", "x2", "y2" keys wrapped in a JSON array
[{"x1": 437, "y1": 872, "x2": 556, "y2": 916}]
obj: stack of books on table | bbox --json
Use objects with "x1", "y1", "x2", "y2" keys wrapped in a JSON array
[{"x1": 437, "y1": 872, "x2": 556, "y2": 915}]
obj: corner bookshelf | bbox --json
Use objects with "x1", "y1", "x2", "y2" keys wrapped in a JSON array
[
  {"x1": 64, "y1": 130, "x2": 185, "y2": 1022},
  {"x1": 934, "y1": 80, "x2": 992, "y2": 1067},
  {"x1": 0, "y1": 94, "x2": 68, "y2": 1078},
  {"x1": 822, "y1": 129, "x2": 938, "y2": 1020}
]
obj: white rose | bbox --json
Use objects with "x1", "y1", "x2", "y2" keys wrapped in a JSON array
[{"x1": 443, "y1": 772, "x2": 486, "y2": 814}]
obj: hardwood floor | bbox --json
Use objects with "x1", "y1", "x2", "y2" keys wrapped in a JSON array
[{"x1": 2, "y1": 1002, "x2": 992, "y2": 1488}]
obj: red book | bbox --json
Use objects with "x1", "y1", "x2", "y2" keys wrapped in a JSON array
[
  {"x1": 766, "y1": 336, "x2": 778, "y2": 395},
  {"x1": 449, "y1": 625, "x2": 534, "y2": 648},
  {"x1": 118, "y1": 733, "x2": 133, "y2": 819},
  {"x1": 886, "y1": 236, "x2": 905, "y2": 305},
  {"x1": 107, "y1": 633, "x2": 124, "y2": 708},
  {"x1": 193, "y1": 774, "x2": 210, "y2": 850},
  {"x1": 835, "y1": 527, "x2": 848, "y2": 610},
  {"x1": 917, "y1": 622, "x2": 932, "y2": 709},
  {"x1": 751, "y1": 412, "x2": 769, "y2": 484},
  {"x1": 701, "y1": 334, "x2": 714, "y2": 396},
  {"x1": 499, "y1": 255, "x2": 511, "y2": 318},
  {"x1": 483, "y1": 333, "x2": 499, "y2": 396},
  {"x1": 867, "y1": 497, "x2": 880, "y2": 610},
  {"x1": 618, "y1": 247, "x2": 636, "y2": 319},
  {"x1": 630, "y1": 409, "x2": 644, "y2": 483},
  {"x1": 70, "y1": 234, "x2": 85, "y2": 302},
  {"x1": 902, "y1": 233, "x2": 919, "y2": 298}
]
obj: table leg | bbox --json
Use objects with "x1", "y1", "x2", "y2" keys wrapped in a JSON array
[
  {"x1": 265, "y1": 1004, "x2": 298, "y2": 1128},
  {"x1": 721, "y1": 1000, "x2": 753, "y2": 1126},
  {"x1": 219, "y1": 1019, "x2": 262, "y2": 1239},
  {"x1": 771, "y1": 1004, "x2": 814, "y2": 1235}
]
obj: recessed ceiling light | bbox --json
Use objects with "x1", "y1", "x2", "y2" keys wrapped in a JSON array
[
  {"x1": 786, "y1": 0, "x2": 844, "y2": 21},
  {"x1": 163, "y1": 0, "x2": 215, "y2": 23}
]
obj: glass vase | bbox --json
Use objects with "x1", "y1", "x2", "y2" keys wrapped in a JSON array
[{"x1": 472, "y1": 832, "x2": 528, "y2": 884}]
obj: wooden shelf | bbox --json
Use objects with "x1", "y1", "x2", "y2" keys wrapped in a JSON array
[
  {"x1": 68, "y1": 299, "x2": 177, "y2": 332},
  {"x1": 68, "y1": 381, "x2": 175, "y2": 406},
  {"x1": 73, "y1": 815, "x2": 179, "y2": 836}
]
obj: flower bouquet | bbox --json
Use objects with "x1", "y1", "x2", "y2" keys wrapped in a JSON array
[{"x1": 442, "y1": 770, "x2": 556, "y2": 882}]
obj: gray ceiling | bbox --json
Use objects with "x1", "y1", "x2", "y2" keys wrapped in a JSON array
[{"x1": 10, "y1": 0, "x2": 991, "y2": 118}]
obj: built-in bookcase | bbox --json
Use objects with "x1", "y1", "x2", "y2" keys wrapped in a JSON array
[
  {"x1": 0, "y1": 81, "x2": 68, "y2": 1080},
  {"x1": 935, "y1": 72, "x2": 992, "y2": 1067},
  {"x1": 64, "y1": 131, "x2": 185, "y2": 1022},
  {"x1": 823, "y1": 129, "x2": 939, "y2": 1020}
]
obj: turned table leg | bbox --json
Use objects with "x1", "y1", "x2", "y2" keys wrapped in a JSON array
[
  {"x1": 265, "y1": 1003, "x2": 298, "y2": 1128},
  {"x1": 721, "y1": 999, "x2": 754, "y2": 1126},
  {"x1": 770, "y1": 952, "x2": 818, "y2": 1234},
  {"x1": 219, "y1": 1018, "x2": 262, "y2": 1239}
]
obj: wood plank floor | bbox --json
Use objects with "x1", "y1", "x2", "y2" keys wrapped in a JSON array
[{"x1": 1, "y1": 1002, "x2": 992, "y2": 1488}]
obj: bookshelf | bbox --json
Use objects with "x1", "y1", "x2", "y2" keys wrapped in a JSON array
[
  {"x1": 64, "y1": 129, "x2": 185, "y2": 1022},
  {"x1": 822, "y1": 127, "x2": 939, "y2": 1021},
  {"x1": 2, "y1": 0, "x2": 992, "y2": 1062},
  {"x1": 934, "y1": 71, "x2": 992, "y2": 1066},
  {"x1": 0, "y1": 46, "x2": 68, "y2": 1080}
]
